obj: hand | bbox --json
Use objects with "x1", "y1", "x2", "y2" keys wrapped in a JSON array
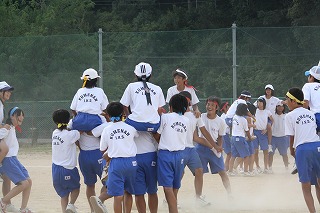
[
  {"x1": 193, "y1": 110, "x2": 201, "y2": 118},
  {"x1": 261, "y1": 129, "x2": 267, "y2": 135},
  {"x1": 1, "y1": 124, "x2": 11, "y2": 130},
  {"x1": 290, "y1": 147, "x2": 295, "y2": 158}
]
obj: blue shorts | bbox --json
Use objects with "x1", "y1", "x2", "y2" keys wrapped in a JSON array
[
  {"x1": 195, "y1": 144, "x2": 225, "y2": 174},
  {"x1": 125, "y1": 117, "x2": 160, "y2": 133},
  {"x1": 253, "y1": 130, "x2": 268, "y2": 150},
  {"x1": 106, "y1": 157, "x2": 137, "y2": 196},
  {"x1": 78, "y1": 149, "x2": 103, "y2": 185},
  {"x1": 246, "y1": 141, "x2": 255, "y2": 155},
  {"x1": 52, "y1": 164, "x2": 81, "y2": 197},
  {"x1": 157, "y1": 150, "x2": 184, "y2": 189},
  {"x1": 315, "y1": 113, "x2": 320, "y2": 132},
  {"x1": 295, "y1": 142, "x2": 320, "y2": 183},
  {"x1": 271, "y1": 136, "x2": 289, "y2": 155},
  {"x1": 134, "y1": 152, "x2": 158, "y2": 195},
  {"x1": 225, "y1": 118, "x2": 233, "y2": 128},
  {"x1": 223, "y1": 134, "x2": 231, "y2": 154},
  {"x1": 1, "y1": 156, "x2": 29, "y2": 185},
  {"x1": 183, "y1": 147, "x2": 203, "y2": 175},
  {"x1": 72, "y1": 112, "x2": 102, "y2": 132},
  {"x1": 231, "y1": 136, "x2": 250, "y2": 158}
]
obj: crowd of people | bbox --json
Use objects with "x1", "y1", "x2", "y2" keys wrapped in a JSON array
[{"x1": 0, "y1": 62, "x2": 320, "y2": 213}]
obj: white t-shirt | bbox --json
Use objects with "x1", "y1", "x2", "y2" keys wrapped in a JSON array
[
  {"x1": 78, "y1": 132, "x2": 100, "y2": 151},
  {"x1": 70, "y1": 87, "x2": 109, "y2": 115},
  {"x1": 255, "y1": 109, "x2": 272, "y2": 130},
  {"x1": 91, "y1": 122, "x2": 111, "y2": 138},
  {"x1": 200, "y1": 113, "x2": 225, "y2": 141},
  {"x1": 166, "y1": 86, "x2": 199, "y2": 106},
  {"x1": 285, "y1": 107, "x2": 320, "y2": 148},
  {"x1": 52, "y1": 129, "x2": 80, "y2": 169},
  {"x1": 157, "y1": 113, "x2": 189, "y2": 151},
  {"x1": 232, "y1": 115, "x2": 249, "y2": 137},
  {"x1": 255, "y1": 95, "x2": 280, "y2": 113},
  {"x1": 220, "y1": 113, "x2": 230, "y2": 134},
  {"x1": 226, "y1": 99, "x2": 247, "y2": 119},
  {"x1": 0, "y1": 126, "x2": 19, "y2": 157},
  {"x1": 134, "y1": 131, "x2": 158, "y2": 154},
  {"x1": 272, "y1": 113, "x2": 286, "y2": 137},
  {"x1": 100, "y1": 121, "x2": 138, "y2": 158},
  {"x1": 120, "y1": 82, "x2": 165, "y2": 123},
  {"x1": 0, "y1": 101, "x2": 4, "y2": 123},
  {"x1": 302, "y1": 82, "x2": 320, "y2": 113},
  {"x1": 184, "y1": 111, "x2": 205, "y2": 148}
]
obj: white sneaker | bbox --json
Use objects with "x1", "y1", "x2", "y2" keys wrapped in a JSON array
[
  {"x1": 227, "y1": 171, "x2": 237, "y2": 176},
  {"x1": 268, "y1": 168, "x2": 274, "y2": 174},
  {"x1": 255, "y1": 167, "x2": 263, "y2": 174},
  {"x1": 196, "y1": 195, "x2": 211, "y2": 207},
  {"x1": 6, "y1": 204, "x2": 19, "y2": 213},
  {"x1": 89, "y1": 196, "x2": 108, "y2": 213},
  {"x1": 291, "y1": 164, "x2": 298, "y2": 175},
  {"x1": 0, "y1": 198, "x2": 7, "y2": 213},
  {"x1": 268, "y1": 145, "x2": 273, "y2": 153},
  {"x1": 238, "y1": 168, "x2": 244, "y2": 174},
  {"x1": 66, "y1": 203, "x2": 77, "y2": 213},
  {"x1": 163, "y1": 198, "x2": 181, "y2": 209},
  {"x1": 19, "y1": 208, "x2": 34, "y2": 213}
]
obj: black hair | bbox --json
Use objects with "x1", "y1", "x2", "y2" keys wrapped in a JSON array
[
  {"x1": 169, "y1": 94, "x2": 188, "y2": 115},
  {"x1": 106, "y1": 102, "x2": 124, "y2": 118},
  {"x1": 179, "y1": 91, "x2": 192, "y2": 100},
  {"x1": 257, "y1": 97, "x2": 266, "y2": 110},
  {"x1": 52, "y1": 109, "x2": 70, "y2": 130},
  {"x1": 247, "y1": 102, "x2": 257, "y2": 116},
  {"x1": 275, "y1": 104, "x2": 286, "y2": 114},
  {"x1": 235, "y1": 103, "x2": 248, "y2": 117},
  {"x1": 6, "y1": 107, "x2": 24, "y2": 125},
  {"x1": 137, "y1": 75, "x2": 151, "y2": 82},
  {"x1": 287, "y1": 87, "x2": 304, "y2": 105},
  {"x1": 206, "y1": 96, "x2": 221, "y2": 112},
  {"x1": 264, "y1": 89, "x2": 275, "y2": 96},
  {"x1": 310, "y1": 75, "x2": 320, "y2": 83},
  {"x1": 84, "y1": 78, "x2": 98, "y2": 88},
  {"x1": 173, "y1": 68, "x2": 188, "y2": 79}
]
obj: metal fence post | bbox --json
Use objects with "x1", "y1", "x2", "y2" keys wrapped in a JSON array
[
  {"x1": 232, "y1": 23, "x2": 237, "y2": 102},
  {"x1": 98, "y1": 28, "x2": 103, "y2": 89}
]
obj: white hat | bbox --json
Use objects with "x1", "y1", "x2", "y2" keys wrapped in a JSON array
[
  {"x1": 0, "y1": 81, "x2": 14, "y2": 91},
  {"x1": 173, "y1": 69, "x2": 188, "y2": 80},
  {"x1": 265, "y1": 84, "x2": 274, "y2": 90},
  {"x1": 305, "y1": 66, "x2": 320, "y2": 80},
  {"x1": 134, "y1": 62, "x2": 152, "y2": 77},
  {"x1": 80, "y1": 68, "x2": 100, "y2": 80}
]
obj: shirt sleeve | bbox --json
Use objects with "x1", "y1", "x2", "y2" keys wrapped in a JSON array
[
  {"x1": 70, "y1": 90, "x2": 80, "y2": 111},
  {"x1": 158, "y1": 88, "x2": 166, "y2": 107},
  {"x1": 302, "y1": 84, "x2": 310, "y2": 101},
  {"x1": 285, "y1": 114, "x2": 294, "y2": 136},
  {"x1": 100, "y1": 128, "x2": 109, "y2": 151},
  {"x1": 157, "y1": 115, "x2": 166, "y2": 134},
  {"x1": 165, "y1": 88, "x2": 173, "y2": 104},
  {"x1": 120, "y1": 84, "x2": 131, "y2": 107}
]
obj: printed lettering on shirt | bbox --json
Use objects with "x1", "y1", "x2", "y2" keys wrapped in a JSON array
[
  {"x1": 52, "y1": 135, "x2": 64, "y2": 145},
  {"x1": 134, "y1": 86, "x2": 156, "y2": 95},
  {"x1": 233, "y1": 118, "x2": 239, "y2": 125},
  {"x1": 78, "y1": 93, "x2": 98, "y2": 102},
  {"x1": 296, "y1": 114, "x2": 314, "y2": 124},
  {"x1": 314, "y1": 85, "x2": 320, "y2": 91},
  {"x1": 170, "y1": 122, "x2": 187, "y2": 133},
  {"x1": 109, "y1": 128, "x2": 130, "y2": 139}
]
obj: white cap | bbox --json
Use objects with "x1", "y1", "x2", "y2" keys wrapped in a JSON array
[
  {"x1": 0, "y1": 81, "x2": 14, "y2": 91},
  {"x1": 305, "y1": 66, "x2": 320, "y2": 80},
  {"x1": 134, "y1": 62, "x2": 152, "y2": 77},
  {"x1": 80, "y1": 68, "x2": 100, "y2": 80},
  {"x1": 265, "y1": 84, "x2": 274, "y2": 90}
]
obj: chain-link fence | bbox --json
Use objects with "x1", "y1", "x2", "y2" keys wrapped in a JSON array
[{"x1": 2, "y1": 26, "x2": 320, "y2": 142}]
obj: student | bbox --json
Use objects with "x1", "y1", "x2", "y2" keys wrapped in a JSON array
[
  {"x1": 0, "y1": 107, "x2": 33, "y2": 213},
  {"x1": 180, "y1": 91, "x2": 222, "y2": 206},
  {"x1": 285, "y1": 87, "x2": 320, "y2": 213},
  {"x1": 0, "y1": 81, "x2": 19, "y2": 212},
  {"x1": 153, "y1": 94, "x2": 189, "y2": 213},
  {"x1": 120, "y1": 62, "x2": 166, "y2": 132},
  {"x1": 52, "y1": 109, "x2": 81, "y2": 213},
  {"x1": 253, "y1": 97, "x2": 274, "y2": 174},
  {"x1": 220, "y1": 101, "x2": 232, "y2": 171},
  {"x1": 268, "y1": 102, "x2": 289, "y2": 172},
  {"x1": 70, "y1": 68, "x2": 109, "y2": 132},
  {"x1": 166, "y1": 69, "x2": 200, "y2": 116},
  {"x1": 228, "y1": 104, "x2": 255, "y2": 176},
  {"x1": 303, "y1": 65, "x2": 320, "y2": 133},
  {"x1": 90, "y1": 102, "x2": 138, "y2": 213},
  {"x1": 196, "y1": 96, "x2": 232, "y2": 197}
]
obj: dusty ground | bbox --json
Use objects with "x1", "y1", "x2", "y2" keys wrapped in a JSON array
[{"x1": 5, "y1": 144, "x2": 317, "y2": 213}]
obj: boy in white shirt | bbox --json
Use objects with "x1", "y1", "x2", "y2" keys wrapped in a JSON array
[
  {"x1": 70, "y1": 68, "x2": 109, "y2": 132},
  {"x1": 52, "y1": 109, "x2": 81, "y2": 213},
  {"x1": 120, "y1": 62, "x2": 165, "y2": 133},
  {"x1": 285, "y1": 87, "x2": 320, "y2": 213},
  {"x1": 90, "y1": 102, "x2": 138, "y2": 213}
]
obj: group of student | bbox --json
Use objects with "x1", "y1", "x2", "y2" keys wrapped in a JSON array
[{"x1": 0, "y1": 61, "x2": 320, "y2": 213}]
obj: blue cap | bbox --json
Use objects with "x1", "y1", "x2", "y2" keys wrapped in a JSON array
[{"x1": 305, "y1": 71, "x2": 310, "y2": 76}]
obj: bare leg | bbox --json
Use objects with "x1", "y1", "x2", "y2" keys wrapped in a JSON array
[
  {"x1": 113, "y1": 195, "x2": 123, "y2": 213},
  {"x1": 282, "y1": 154, "x2": 289, "y2": 168},
  {"x1": 61, "y1": 195, "x2": 69, "y2": 213},
  {"x1": 20, "y1": 179, "x2": 32, "y2": 209},
  {"x1": 249, "y1": 154, "x2": 254, "y2": 172},
  {"x1": 69, "y1": 188, "x2": 80, "y2": 205},
  {"x1": 254, "y1": 149, "x2": 260, "y2": 169},
  {"x1": 218, "y1": 171, "x2": 231, "y2": 194},
  {"x1": 224, "y1": 153, "x2": 231, "y2": 172},
  {"x1": 301, "y1": 182, "x2": 316, "y2": 213},
  {"x1": 243, "y1": 156, "x2": 249, "y2": 172},
  {"x1": 163, "y1": 187, "x2": 178, "y2": 213},
  {"x1": 86, "y1": 184, "x2": 96, "y2": 212},
  {"x1": 268, "y1": 152, "x2": 274, "y2": 168},
  {"x1": 267, "y1": 123, "x2": 272, "y2": 145},
  {"x1": 263, "y1": 150, "x2": 268, "y2": 170},
  {"x1": 228, "y1": 156, "x2": 236, "y2": 172},
  {"x1": 315, "y1": 183, "x2": 320, "y2": 205},
  {"x1": 148, "y1": 193, "x2": 158, "y2": 213},
  {"x1": 194, "y1": 168, "x2": 203, "y2": 197},
  {"x1": 2, "y1": 175, "x2": 11, "y2": 204},
  {"x1": 135, "y1": 195, "x2": 146, "y2": 213},
  {"x1": 123, "y1": 191, "x2": 133, "y2": 213}
]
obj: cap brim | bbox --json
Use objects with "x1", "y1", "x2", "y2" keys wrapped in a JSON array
[
  {"x1": 305, "y1": 71, "x2": 310, "y2": 76},
  {"x1": 1, "y1": 86, "x2": 14, "y2": 91}
]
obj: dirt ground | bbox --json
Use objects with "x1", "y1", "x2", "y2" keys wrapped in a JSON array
[{"x1": 5, "y1": 144, "x2": 318, "y2": 213}]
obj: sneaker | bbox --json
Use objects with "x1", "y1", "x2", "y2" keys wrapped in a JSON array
[
  {"x1": 268, "y1": 145, "x2": 273, "y2": 153},
  {"x1": 291, "y1": 164, "x2": 298, "y2": 175},
  {"x1": 66, "y1": 204, "x2": 77, "y2": 213},
  {"x1": 255, "y1": 167, "x2": 263, "y2": 174},
  {"x1": 101, "y1": 164, "x2": 109, "y2": 182},
  {"x1": 19, "y1": 208, "x2": 34, "y2": 213},
  {"x1": 249, "y1": 171, "x2": 255, "y2": 177},
  {"x1": 0, "y1": 198, "x2": 7, "y2": 213},
  {"x1": 227, "y1": 171, "x2": 237, "y2": 176},
  {"x1": 89, "y1": 196, "x2": 108, "y2": 213},
  {"x1": 6, "y1": 204, "x2": 19, "y2": 213},
  {"x1": 196, "y1": 195, "x2": 211, "y2": 207},
  {"x1": 163, "y1": 199, "x2": 181, "y2": 209},
  {"x1": 238, "y1": 168, "x2": 244, "y2": 174},
  {"x1": 268, "y1": 168, "x2": 274, "y2": 174}
]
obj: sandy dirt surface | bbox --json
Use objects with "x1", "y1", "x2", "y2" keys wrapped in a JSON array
[{"x1": 4, "y1": 144, "x2": 317, "y2": 213}]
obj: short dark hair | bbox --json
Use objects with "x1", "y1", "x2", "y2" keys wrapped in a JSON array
[
  {"x1": 179, "y1": 91, "x2": 192, "y2": 100},
  {"x1": 206, "y1": 96, "x2": 221, "y2": 112},
  {"x1": 6, "y1": 107, "x2": 24, "y2": 125},
  {"x1": 257, "y1": 97, "x2": 266, "y2": 110},
  {"x1": 287, "y1": 87, "x2": 304, "y2": 105},
  {"x1": 52, "y1": 109, "x2": 70, "y2": 130},
  {"x1": 235, "y1": 103, "x2": 248, "y2": 116},
  {"x1": 247, "y1": 102, "x2": 257, "y2": 116},
  {"x1": 84, "y1": 78, "x2": 98, "y2": 88},
  {"x1": 169, "y1": 94, "x2": 188, "y2": 114},
  {"x1": 106, "y1": 102, "x2": 124, "y2": 117}
]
